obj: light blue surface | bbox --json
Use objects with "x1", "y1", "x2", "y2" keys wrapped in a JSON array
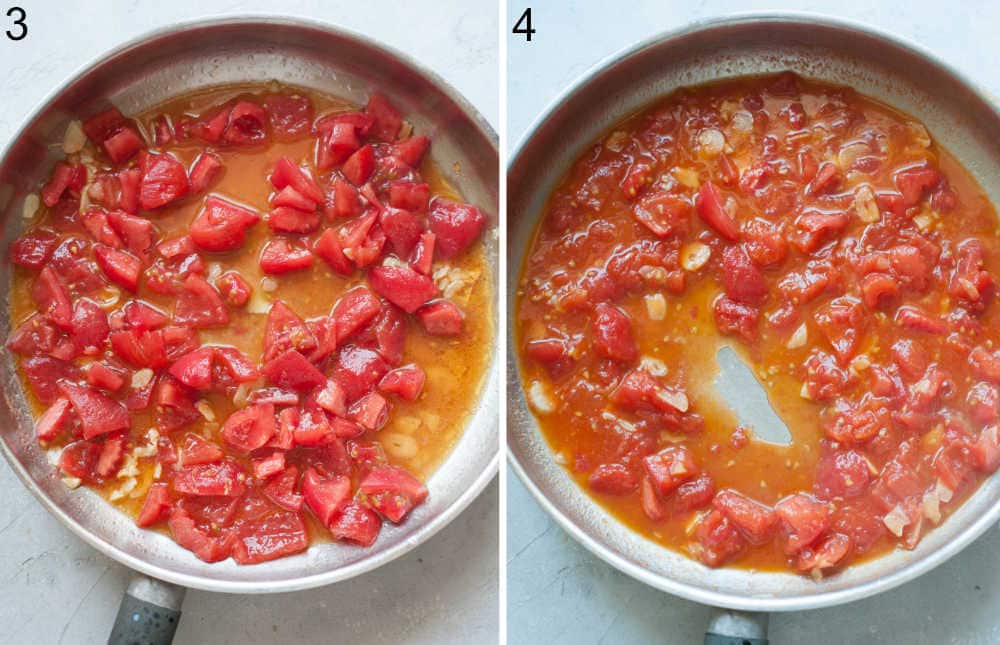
[
  {"x1": 0, "y1": 2, "x2": 497, "y2": 644},
  {"x1": 507, "y1": 1, "x2": 1000, "y2": 643}
]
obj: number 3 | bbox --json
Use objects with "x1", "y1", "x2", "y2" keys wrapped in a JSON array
[{"x1": 6, "y1": 6, "x2": 26, "y2": 41}]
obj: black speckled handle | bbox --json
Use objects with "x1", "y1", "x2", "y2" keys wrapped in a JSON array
[
  {"x1": 704, "y1": 608, "x2": 769, "y2": 645},
  {"x1": 107, "y1": 575, "x2": 186, "y2": 645}
]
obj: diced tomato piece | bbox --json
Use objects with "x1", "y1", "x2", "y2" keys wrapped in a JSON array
[
  {"x1": 222, "y1": 100, "x2": 268, "y2": 146},
  {"x1": 378, "y1": 364, "x2": 425, "y2": 401},
  {"x1": 643, "y1": 446, "x2": 698, "y2": 497},
  {"x1": 41, "y1": 162, "x2": 86, "y2": 207},
  {"x1": 814, "y1": 296, "x2": 864, "y2": 365},
  {"x1": 968, "y1": 383, "x2": 1000, "y2": 424},
  {"x1": 789, "y1": 210, "x2": 849, "y2": 253},
  {"x1": 83, "y1": 107, "x2": 126, "y2": 144},
  {"x1": 174, "y1": 274, "x2": 229, "y2": 328},
  {"x1": 110, "y1": 329, "x2": 167, "y2": 368},
  {"x1": 695, "y1": 181, "x2": 740, "y2": 240},
  {"x1": 272, "y1": 185, "x2": 317, "y2": 212},
  {"x1": 103, "y1": 126, "x2": 145, "y2": 164},
  {"x1": 214, "y1": 271, "x2": 251, "y2": 307},
  {"x1": 6, "y1": 315, "x2": 58, "y2": 357},
  {"x1": 387, "y1": 181, "x2": 430, "y2": 212},
  {"x1": 93, "y1": 433, "x2": 127, "y2": 478},
  {"x1": 72, "y1": 298, "x2": 110, "y2": 353},
  {"x1": 168, "y1": 347, "x2": 215, "y2": 390},
  {"x1": 632, "y1": 191, "x2": 690, "y2": 238},
  {"x1": 694, "y1": 509, "x2": 745, "y2": 567},
  {"x1": 214, "y1": 346, "x2": 259, "y2": 383},
  {"x1": 327, "y1": 178, "x2": 364, "y2": 220},
  {"x1": 81, "y1": 208, "x2": 124, "y2": 248},
  {"x1": 136, "y1": 483, "x2": 172, "y2": 527},
  {"x1": 416, "y1": 300, "x2": 465, "y2": 336},
  {"x1": 363, "y1": 305, "x2": 407, "y2": 365},
  {"x1": 118, "y1": 168, "x2": 141, "y2": 214},
  {"x1": 368, "y1": 264, "x2": 439, "y2": 313},
  {"x1": 257, "y1": 466, "x2": 301, "y2": 513},
  {"x1": 260, "y1": 238, "x2": 314, "y2": 274},
  {"x1": 795, "y1": 533, "x2": 852, "y2": 573},
  {"x1": 302, "y1": 467, "x2": 351, "y2": 527},
  {"x1": 379, "y1": 207, "x2": 424, "y2": 257},
  {"x1": 333, "y1": 287, "x2": 382, "y2": 343},
  {"x1": 262, "y1": 349, "x2": 326, "y2": 391},
  {"x1": 674, "y1": 475, "x2": 716, "y2": 512},
  {"x1": 9, "y1": 229, "x2": 58, "y2": 269},
  {"x1": 59, "y1": 382, "x2": 130, "y2": 439},
  {"x1": 86, "y1": 362, "x2": 125, "y2": 391},
  {"x1": 612, "y1": 368, "x2": 689, "y2": 414},
  {"x1": 317, "y1": 122, "x2": 361, "y2": 170},
  {"x1": 640, "y1": 476, "x2": 668, "y2": 520},
  {"x1": 713, "y1": 295, "x2": 758, "y2": 342},
  {"x1": 270, "y1": 157, "x2": 323, "y2": 203},
  {"x1": 58, "y1": 440, "x2": 101, "y2": 482},
  {"x1": 93, "y1": 245, "x2": 141, "y2": 292},
  {"x1": 263, "y1": 301, "x2": 317, "y2": 361},
  {"x1": 341, "y1": 144, "x2": 375, "y2": 186},
  {"x1": 328, "y1": 501, "x2": 381, "y2": 546},
  {"x1": 713, "y1": 490, "x2": 777, "y2": 545},
  {"x1": 253, "y1": 450, "x2": 287, "y2": 481},
  {"x1": 106, "y1": 210, "x2": 156, "y2": 259},
  {"x1": 359, "y1": 465, "x2": 427, "y2": 523},
  {"x1": 588, "y1": 463, "x2": 638, "y2": 495},
  {"x1": 220, "y1": 403, "x2": 276, "y2": 453},
  {"x1": 775, "y1": 493, "x2": 832, "y2": 554},
  {"x1": 349, "y1": 392, "x2": 389, "y2": 431},
  {"x1": 721, "y1": 245, "x2": 768, "y2": 306},
  {"x1": 815, "y1": 448, "x2": 871, "y2": 499},
  {"x1": 592, "y1": 303, "x2": 637, "y2": 362},
  {"x1": 188, "y1": 152, "x2": 223, "y2": 193},
  {"x1": 392, "y1": 135, "x2": 430, "y2": 167},
  {"x1": 190, "y1": 195, "x2": 260, "y2": 252},
  {"x1": 263, "y1": 94, "x2": 313, "y2": 140},
  {"x1": 313, "y1": 228, "x2": 353, "y2": 275},
  {"x1": 315, "y1": 379, "x2": 347, "y2": 417},
  {"x1": 807, "y1": 162, "x2": 842, "y2": 195},
  {"x1": 409, "y1": 231, "x2": 435, "y2": 275},
  {"x1": 364, "y1": 92, "x2": 403, "y2": 141},
  {"x1": 427, "y1": 199, "x2": 487, "y2": 259},
  {"x1": 268, "y1": 206, "x2": 321, "y2": 234},
  {"x1": 22, "y1": 357, "x2": 79, "y2": 403},
  {"x1": 33, "y1": 266, "x2": 73, "y2": 329},
  {"x1": 742, "y1": 217, "x2": 787, "y2": 267},
  {"x1": 333, "y1": 345, "x2": 391, "y2": 403},
  {"x1": 178, "y1": 433, "x2": 224, "y2": 467},
  {"x1": 167, "y1": 508, "x2": 234, "y2": 562},
  {"x1": 139, "y1": 152, "x2": 190, "y2": 210},
  {"x1": 34, "y1": 397, "x2": 72, "y2": 442},
  {"x1": 895, "y1": 165, "x2": 941, "y2": 207}
]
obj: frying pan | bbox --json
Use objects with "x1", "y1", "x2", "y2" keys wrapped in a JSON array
[
  {"x1": 0, "y1": 16, "x2": 499, "y2": 643},
  {"x1": 507, "y1": 13, "x2": 1000, "y2": 643}
]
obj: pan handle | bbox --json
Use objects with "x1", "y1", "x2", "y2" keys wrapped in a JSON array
[
  {"x1": 703, "y1": 607, "x2": 769, "y2": 645},
  {"x1": 107, "y1": 574, "x2": 186, "y2": 645}
]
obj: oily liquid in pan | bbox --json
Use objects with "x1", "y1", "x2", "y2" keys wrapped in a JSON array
[
  {"x1": 516, "y1": 73, "x2": 999, "y2": 572},
  {"x1": 9, "y1": 82, "x2": 493, "y2": 537}
]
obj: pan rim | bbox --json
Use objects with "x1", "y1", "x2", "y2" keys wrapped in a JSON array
[
  {"x1": 0, "y1": 13, "x2": 499, "y2": 594},
  {"x1": 506, "y1": 10, "x2": 1000, "y2": 612}
]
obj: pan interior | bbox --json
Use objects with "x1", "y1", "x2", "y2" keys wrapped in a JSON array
[
  {"x1": 0, "y1": 18, "x2": 498, "y2": 592},
  {"x1": 507, "y1": 15, "x2": 1000, "y2": 610}
]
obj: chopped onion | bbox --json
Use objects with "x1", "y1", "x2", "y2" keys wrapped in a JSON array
[
  {"x1": 131, "y1": 368, "x2": 154, "y2": 389},
  {"x1": 22, "y1": 193, "x2": 39, "y2": 220},
  {"x1": 786, "y1": 323, "x2": 807, "y2": 349},
  {"x1": 644, "y1": 293, "x2": 667, "y2": 321},
  {"x1": 853, "y1": 185, "x2": 880, "y2": 223},
  {"x1": 907, "y1": 121, "x2": 932, "y2": 148},
  {"x1": 656, "y1": 388, "x2": 689, "y2": 413},
  {"x1": 195, "y1": 400, "x2": 216, "y2": 421},
  {"x1": 696, "y1": 128, "x2": 725, "y2": 158},
  {"x1": 63, "y1": 120, "x2": 87, "y2": 154},
  {"x1": 730, "y1": 110, "x2": 753, "y2": 133},
  {"x1": 639, "y1": 356, "x2": 668, "y2": 377},
  {"x1": 680, "y1": 242, "x2": 711, "y2": 271},
  {"x1": 527, "y1": 380, "x2": 555, "y2": 414},
  {"x1": 883, "y1": 504, "x2": 910, "y2": 537},
  {"x1": 62, "y1": 476, "x2": 82, "y2": 489},
  {"x1": 672, "y1": 167, "x2": 701, "y2": 189}
]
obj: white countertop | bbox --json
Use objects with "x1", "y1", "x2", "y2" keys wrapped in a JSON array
[
  {"x1": 507, "y1": 1, "x2": 1000, "y2": 643},
  {"x1": 0, "y1": 1, "x2": 498, "y2": 643}
]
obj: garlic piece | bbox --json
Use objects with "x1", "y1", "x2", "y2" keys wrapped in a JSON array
[
  {"x1": 853, "y1": 185, "x2": 880, "y2": 223},
  {"x1": 786, "y1": 323, "x2": 807, "y2": 349},
  {"x1": 680, "y1": 242, "x2": 711, "y2": 271},
  {"x1": 22, "y1": 193, "x2": 39, "y2": 220},
  {"x1": 696, "y1": 128, "x2": 725, "y2": 158},
  {"x1": 527, "y1": 380, "x2": 555, "y2": 414},
  {"x1": 383, "y1": 433, "x2": 419, "y2": 459},
  {"x1": 63, "y1": 120, "x2": 87, "y2": 154},
  {"x1": 644, "y1": 293, "x2": 666, "y2": 321},
  {"x1": 131, "y1": 368, "x2": 154, "y2": 389}
]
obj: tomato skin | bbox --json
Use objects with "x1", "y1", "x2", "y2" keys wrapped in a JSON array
[
  {"x1": 268, "y1": 207, "x2": 321, "y2": 234},
  {"x1": 695, "y1": 181, "x2": 740, "y2": 240}
]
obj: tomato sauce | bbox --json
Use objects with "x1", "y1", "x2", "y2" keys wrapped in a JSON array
[
  {"x1": 8, "y1": 82, "x2": 492, "y2": 564},
  {"x1": 516, "y1": 73, "x2": 1000, "y2": 575}
]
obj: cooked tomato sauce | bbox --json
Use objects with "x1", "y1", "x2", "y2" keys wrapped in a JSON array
[
  {"x1": 8, "y1": 82, "x2": 492, "y2": 565},
  {"x1": 516, "y1": 73, "x2": 1000, "y2": 575}
]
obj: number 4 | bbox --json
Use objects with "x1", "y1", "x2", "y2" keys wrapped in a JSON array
[{"x1": 512, "y1": 8, "x2": 535, "y2": 42}]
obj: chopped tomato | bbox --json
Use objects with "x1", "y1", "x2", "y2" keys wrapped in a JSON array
[
  {"x1": 695, "y1": 181, "x2": 740, "y2": 240},
  {"x1": 358, "y1": 465, "x2": 427, "y2": 523},
  {"x1": 221, "y1": 403, "x2": 276, "y2": 453},
  {"x1": 139, "y1": 152, "x2": 190, "y2": 210},
  {"x1": 260, "y1": 238, "x2": 314, "y2": 274},
  {"x1": 378, "y1": 364, "x2": 425, "y2": 401},
  {"x1": 427, "y1": 199, "x2": 487, "y2": 259},
  {"x1": 190, "y1": 196, "x2": 260, "y2": 251},
  {"x1": 592, "y1": 303, "x2": 637, "y2": 362},
  {"x1": 368, "y1": 264, "x2": 438, "y2": 313}
]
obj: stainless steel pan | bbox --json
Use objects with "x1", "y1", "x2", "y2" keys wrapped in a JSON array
[
  {"x1": 0, "y1": 16, "x2": 498, "y2": 643},
  {"x1": 507, "y1": 12, "x2": 1000, "y2": 641}
]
